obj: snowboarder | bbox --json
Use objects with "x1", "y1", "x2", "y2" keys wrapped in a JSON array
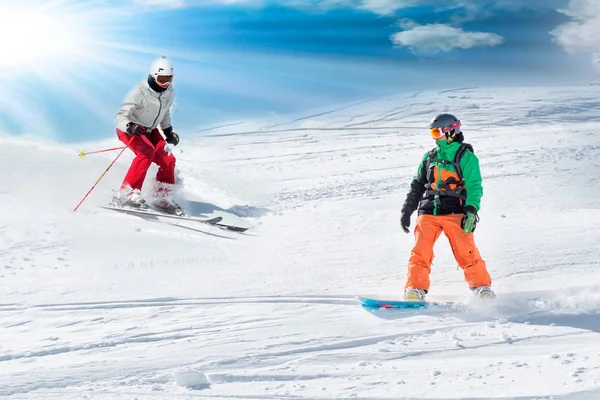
[
  {"x1": 114, "y1": 56, "x2": 183, "y2": 215},
  {"x1": 399, "y1": 113, "x2": 495, "y2": 300}
]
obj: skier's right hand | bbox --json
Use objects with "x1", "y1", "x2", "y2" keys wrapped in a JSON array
[
  {"x1": 126, "y1": 122, "x2": 147, "y2": 137},
  {"x1": 400, "y1": 212, "x2": 411, "y2": 234}
]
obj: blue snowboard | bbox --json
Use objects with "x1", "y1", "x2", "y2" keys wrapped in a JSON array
[{"x1": 357, "y1": 295, "x2": 454, "y2": 309}]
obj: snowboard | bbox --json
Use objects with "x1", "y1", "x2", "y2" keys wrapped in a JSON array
[
  {"x1": 100, "y1": 205, "x2": 250, "y2": 232},
  {"x1": 357, "y1": 295, "x2": 455, "y2": 309}
]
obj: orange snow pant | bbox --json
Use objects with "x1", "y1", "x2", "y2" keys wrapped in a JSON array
[{"x1": 404, "y1": 214, "x2": 491, "y2": 292}]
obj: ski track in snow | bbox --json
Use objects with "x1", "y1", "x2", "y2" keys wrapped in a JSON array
[{"x1": 2, "y1": 86, "x2": 600, "y2": 399}]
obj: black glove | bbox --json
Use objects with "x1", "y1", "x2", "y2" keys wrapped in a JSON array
[
  {"x1": 126, "y1": 122, "x2": 147, "y2": 137},
  {"x1": 461, "y1": 205, "x2": 479, "y2": 234},
  {"x1": 163, "y1": 126, "x2": 179, "y2": 146},
  {"x1": 400, "y1": 212, "x2": 411, "y2": 234}
]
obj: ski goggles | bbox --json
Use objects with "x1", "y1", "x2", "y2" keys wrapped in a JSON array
[
  {"x1": 156, "y1": 75, "x2": 173, "y2": 86},
  {"x1": 430, "y1": 121, "x2": 461, "y2": 139}
]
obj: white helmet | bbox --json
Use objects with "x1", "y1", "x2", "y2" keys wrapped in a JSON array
[{"x1": 149, "y1": 56, "x2": 173, "y2": 88}]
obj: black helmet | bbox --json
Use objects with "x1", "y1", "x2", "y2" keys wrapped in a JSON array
[
  {"x1": 429, "y1": 113, "x2": 459, "y2": 129},
  {"x1": 429, "y1": 113, "x2": 463, "y2": 142}
]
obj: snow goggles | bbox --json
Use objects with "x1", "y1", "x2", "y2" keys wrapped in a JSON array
[
  {"x1": 430, "y1": 121, "x2": 461, "y2": 139},
  {"x1": 155, "y1": 75, "x2": 173, "y2": 88}
]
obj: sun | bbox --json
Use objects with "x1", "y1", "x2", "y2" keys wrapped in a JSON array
[
  {"x1": 0, "y1": 4, "x2": 90, "y2": 69},
  {"x1": 0, "y1": 0, "x2": 183, "y2": 140}
]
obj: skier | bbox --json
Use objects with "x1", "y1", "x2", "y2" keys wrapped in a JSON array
[
  {"x1": 114, "y1": 56, "x2": 183, "y2": 215},
  {"x1": 399, "y1": 113, "x2": 495, "y2": 300}
]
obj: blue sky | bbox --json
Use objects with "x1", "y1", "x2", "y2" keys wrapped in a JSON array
[{"x1": 1, "y1": 0, "x2": 599, "y2": 142}]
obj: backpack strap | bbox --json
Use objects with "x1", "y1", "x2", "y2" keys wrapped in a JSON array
[
  {"x1": 427, "y1": 148, "x2": 437, "y2": 164},
  {"x1": 424, "y1": 148, "x2": 437, "y2": 188},
  {"x1": 453, "y1": 143, "x2": 473, "y2": 182}
]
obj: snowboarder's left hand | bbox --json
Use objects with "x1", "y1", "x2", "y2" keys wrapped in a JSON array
[
  {"x1": 400, "y1": 212, "x2": 411, "y2": 234},
  {"x1": 461, "y1": 205, "x2": 479, "y2": 234}
]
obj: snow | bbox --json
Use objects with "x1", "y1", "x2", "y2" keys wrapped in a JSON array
[
  {"x1": 174, "y1": 370, "x2": 210, "y2": 389},
  {"x1": 2, "y1": 85, "x2": 600, "y2": 399}
]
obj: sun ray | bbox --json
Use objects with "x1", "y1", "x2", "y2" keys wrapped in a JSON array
[
  {"x1": 0, "y1": 0, "x2": 170, "y2": 140},
  {"x1": 0, "y1": 91, "x2": 54, "y2": 139}
]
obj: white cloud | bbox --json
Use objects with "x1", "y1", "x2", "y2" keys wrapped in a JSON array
[
  {"x1": 124, "y1": 0, "x2": 473, "y2": 14},
  {"x1": 130, "y1": 0, "x2": 265, "y2": 9},
  {"x1": 310, "y1": 0, "x2": 448, "y2": 15},
  {"x1": 131, "y1": 0, "x2": 186, "y2": 8},
  {"x1": 551, "y1": 0, "x2": 600, "y2": 65},
  {"x1": 315, "y1": 0, "x2": 502, "y2": 16},
  {"x1": 126, "y1": 0, "x2": 535, "y2": 16},
  {"x1": 354, "y1": 0, "x2": 422, "y2": 15},
  {"x1": 390, "y1": 22, "x2": 504, "y2": 54}
]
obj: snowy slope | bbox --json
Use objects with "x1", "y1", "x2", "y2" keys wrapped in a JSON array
[{"x1": 2, "y1": 86, "x2": 600, "y2": 399}]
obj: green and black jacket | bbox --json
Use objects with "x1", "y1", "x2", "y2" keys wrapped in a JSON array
[{"x1": 401, "y1": 140, "x2": 483, "y2": 216}]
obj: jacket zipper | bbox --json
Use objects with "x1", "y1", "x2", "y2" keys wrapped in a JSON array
[
  {"x1": 151, "y1": 92, "x2": 163, "y2": 129},
  {"x1": 433, "y1": 150, "x2": 440, "y2": 216}
]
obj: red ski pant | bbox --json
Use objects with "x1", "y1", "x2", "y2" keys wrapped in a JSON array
[
  {"x1": 117, "y1": 128, "x2": 176, "y2": 192},
  {"x1": 404, "y1": 214, "x2": 491, "y2": 292}
]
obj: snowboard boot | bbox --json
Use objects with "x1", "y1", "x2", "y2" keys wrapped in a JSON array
[
  {"x1": 404, "y1": 288, "x2": 427, "y2": 301},
  {"x1": 472, "y1": 286, "x2": 496, "y2": 299}
]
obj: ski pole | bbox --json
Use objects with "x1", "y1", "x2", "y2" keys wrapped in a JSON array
[
  {"x1": 78, "y1": 146, "x2": 126, "y2": 159},
  {"x1": 73, "y1": 137, "x2": 134, "y2": 212}
]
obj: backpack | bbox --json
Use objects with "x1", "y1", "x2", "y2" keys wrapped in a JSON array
[
  {"x1": 423, "y1": 143, "x2": 474, "y2": 203},
  {"x1": 425, "y1": 142, "x2": 473, "y2": 183}
]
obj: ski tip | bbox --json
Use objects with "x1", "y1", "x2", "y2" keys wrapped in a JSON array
[
  {"x1": 215, "y1": 223, "x2": 250, "y2": 232},
  {"x1": 99, "y1": 206, "x2": 254, "y2": 232}
]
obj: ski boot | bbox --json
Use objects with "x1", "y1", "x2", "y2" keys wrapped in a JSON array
[
  {"x1": 112, "y1": 189, "x2": 149, "y2": 209},
  {"x1": 152, "y1": 199, "x2": 188, "y2": 217}
]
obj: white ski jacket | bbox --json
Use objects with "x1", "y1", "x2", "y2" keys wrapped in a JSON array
[{"x1": 115, "y1": 79, "x2": 175, "y2": 133}]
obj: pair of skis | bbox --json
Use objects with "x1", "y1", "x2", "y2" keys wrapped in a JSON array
[{"x1": 100, "y1": 205, "x2": 249, "y2": 232}]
